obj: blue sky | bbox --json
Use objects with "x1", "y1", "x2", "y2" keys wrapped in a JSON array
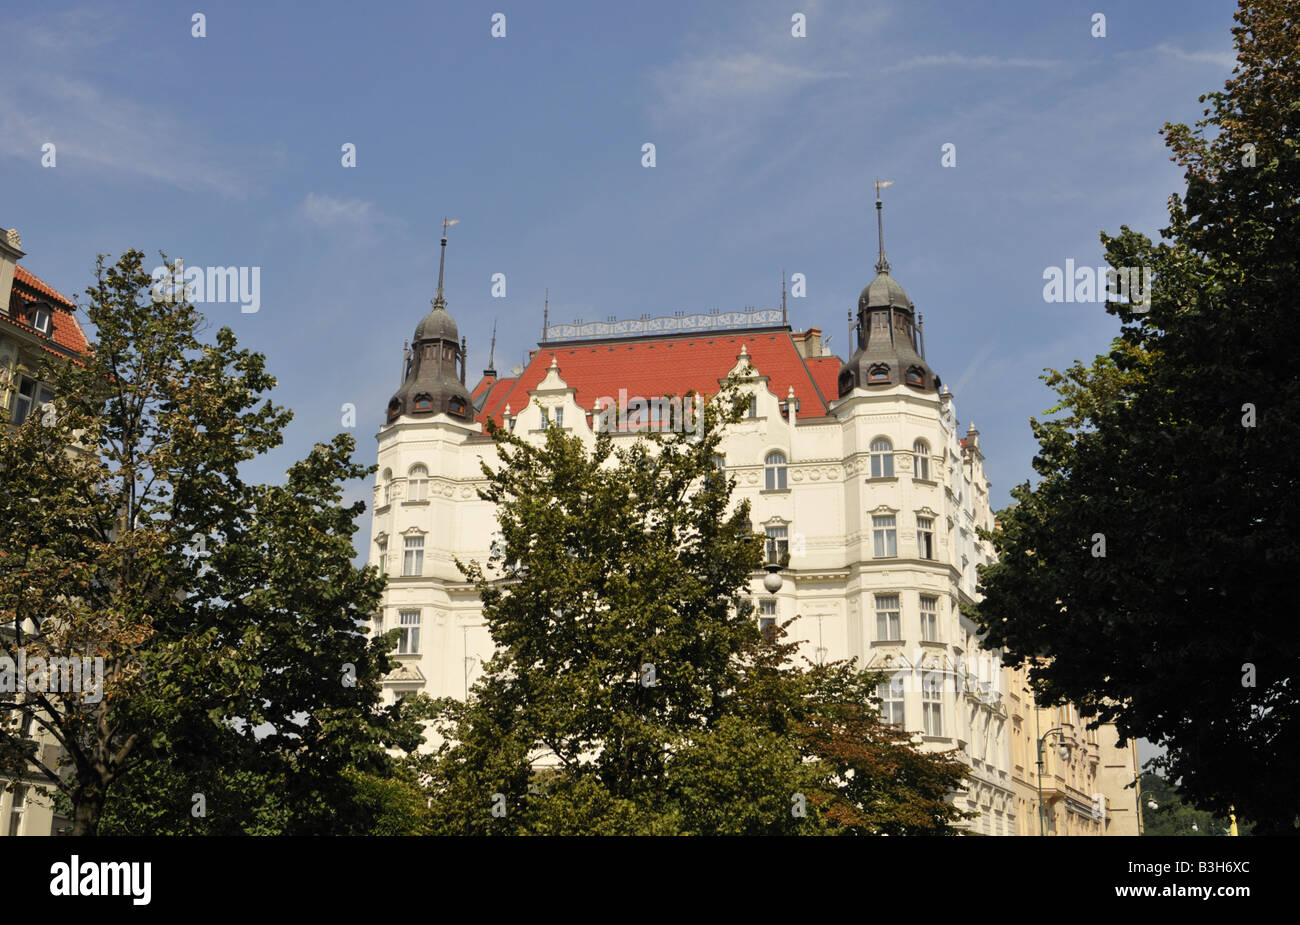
[{"x1": 2, "y1": 0, "x2": 1236, "y2": 532}]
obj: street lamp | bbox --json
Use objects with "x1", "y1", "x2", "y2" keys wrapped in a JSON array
[{"x1": 1036, "y1": 726, "x2": 1072, "y2": 836}]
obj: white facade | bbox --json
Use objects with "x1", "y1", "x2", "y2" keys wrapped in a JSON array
[{"x1": 368, "y1": 324, "x2": 1016, "y2": 833}]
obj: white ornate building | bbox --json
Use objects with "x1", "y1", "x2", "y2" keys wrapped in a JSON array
[{"x1": 367, "y1": 209, "x2": 1136, "y2": 835}]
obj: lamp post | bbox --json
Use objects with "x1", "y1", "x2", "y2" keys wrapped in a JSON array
[{"x1": 1036, "y1": 726, "x2": 1071, "y2": 836}]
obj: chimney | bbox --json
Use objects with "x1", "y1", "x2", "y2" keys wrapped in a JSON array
[
  {"x1": 0, "y1": 227, "x2": 24, "y2": 317},
  {"x1": 791, "y1": 327, "x2": 822, "y2": 359}
]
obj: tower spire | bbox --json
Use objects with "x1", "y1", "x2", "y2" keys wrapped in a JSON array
[
  {"x1": 434, "y1": 217, "x2": 459, "y2": 310},
  {"x1": 484, "y1": 319, "x2": 498, "y2": 378},
  {"x1": 541, "y1": 288, "x2": 549, "y2": 343},
  {"x1": 874, "y1": 179, "x2": 893, "y2": 274},
  {"x1": 781, "y1": 269, "x2": 788, "y2": 325}
]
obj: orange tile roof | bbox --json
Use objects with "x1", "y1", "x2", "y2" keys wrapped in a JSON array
[
  {"x1": 475, "y1": 376, "x2": 516, "y2": 424},
  {"x1": 14, "y1": 265, "x2": 76, "y2": 308},
  {"x1": 10, "y1": 265, "x2": 90, "y2": 355},
  {"x1": 478, "y1": 328, "x2": 842, "y2": 425}
]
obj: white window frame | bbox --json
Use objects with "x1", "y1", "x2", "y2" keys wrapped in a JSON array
[
  {"x1": 764, "y1": 451, "x2": 788, "y2": 491},
  {"x1": 402, "y1": 535, "x2": 424, "y2": 576},
  {"x1": 920, "y1": 595, "x2": 939, "y2": 642},
  {"x1": 397, "y1": 610, "x2": 421, "y2": 654},
  {"x1": 922, "y1": 672, "x2": 943, "y2": 737},
  {"x1": 874, "y1": 593, "x2": 901, "y2": 641},
  {"x1": 758, "y1": 598, "x2": 777, "y2": 635},
  {"x1": 765, "y1": 524, "x2": 789, "y2": 565},
  {"x1": 31, "y1": 307, "x2": 51, "y2": 334},
  {"x1": 913, "y1": 439, "x2": 930, "y2": 479},
  {"x1": 872, "y1": 514, "x2": 897, "y2": 558},
  {"x1": 11, "y1": 377, "x2": 51, "y2": 426},
  {"x1": 917, "y1": 516, "x2": 935, "y2": 559},
  {"x1": 878, "y1": 675, "x2": 904, "y2": 726},
  {"x1": 407, "y1": 465, "x2": 429, "y2": 502},
  {"x1": 869, "y1": 438, "x2": 894, "y2": 478}
]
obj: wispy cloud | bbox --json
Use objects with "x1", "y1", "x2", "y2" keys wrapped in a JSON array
[
  {"x1": 652, "y1": 52, "x2": 847, "y2": 115},
  {"x1": 883, "y1": 53, "x2": 1060, "y2": 75},
  {"x1": 0, "y1": 9, "x2": 248, "y2": 197},
  {"x1": 1152, "y1": 43, "x2": 1236, "y2": 70},
  {"x1": 297, "y1": 193, "x2": 394, "y2": 234}
]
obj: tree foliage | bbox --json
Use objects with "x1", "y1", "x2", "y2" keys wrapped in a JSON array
[
  {"x1": 974, "y1": 0, "x2": 1300, "y2": 834},
  {"x1": 421, "y1": 388, "x2": 969, "y2": 835},
  {"x1": 0, "y1": 250, "x2": 420, "y2": 834}
]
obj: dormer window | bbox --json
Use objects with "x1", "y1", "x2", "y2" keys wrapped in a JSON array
[
  {"x1": 868, "y1": 364, "x2": 890, "y2": 384},
  {"x1": 449, "y1": 397, "x2": 467, "y2": 417},
  {"x1": 413, "y1": 394, "x2": 433, "y2": 412},
  {"x1": 905, "y1": 366, "x2": 925, "y2": 387},
  {"x1": 30, "y1": 306, "x2": 51, "y2": 334}
]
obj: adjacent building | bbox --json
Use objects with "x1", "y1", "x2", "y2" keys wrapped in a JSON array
[{"x1": 0, "y1": 226, "x2": 89, "y2": 837}]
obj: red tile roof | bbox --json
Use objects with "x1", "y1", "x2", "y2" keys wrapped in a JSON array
[
  {"x1": 806, "y1": 355, "x2": 841, "y2": 402},
  {"x1": 478, "y1": 328, "x2": 842, "y2": 425},
  {"x1": 9, "y1": 265, "x2": 90, "y2": 355},
  {"x1": 474, "y1": 376, "x2": 516, "y2": 424},
  {"x1": 13, "y1": 265, "x2": 76, "y2": 309}
]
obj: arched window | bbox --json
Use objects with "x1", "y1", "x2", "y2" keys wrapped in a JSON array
[
  {"x1": 408, "y1": 464, "x2": 428, "y2": 502},
  {"x1": 764, "y1": 451, "x2": 788, "y2": 491},
  {"x1": 870, "y1": 438, "x2": 894, "y2": 478},
  {"x1": 906, "y1": 366, "x2": 925, "y2": 387},
  {"x1": 449, "y1": 397, "x2": 466, "y2": 417},
  {"x1": 381, "y1": 468, "x2": 394, "y2": 506},
  {"x1": 413, "y1": 393, "x2": 432, "y2": 412},
  {"x1": 913, "y1": 439, "x2": 930, "y2": 480},
  {"x1": 868, "y1": 363, "x2": 890, "y2": 384}
]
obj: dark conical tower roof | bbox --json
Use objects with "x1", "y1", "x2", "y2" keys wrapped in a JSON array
[
  {"x1": 838, "y1": 190, "x2": 939, "y2": 396},
  {"x1": 386, "y1": 221, "x2": 474, "y2": 424}
]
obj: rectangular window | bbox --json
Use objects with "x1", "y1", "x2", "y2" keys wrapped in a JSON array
[
  {"x1": 376, "y1": 541, "x2": 387, "y2": 577},
  {"x1": 747, "y1": 394, "x2": 758, "y2": 418},
  {"x1": 398, "y1": 610, "x2": 421, "y2": 654},
  {"x1": 920, "y1": 595, "x2": 939, "y2": 642},
  {"x1": 554, "y1": 407, "x2": 564, "y2": 429},
  {"x1": 765, "y1": 525, "x2": 788, "y2": 565},
  {"x1": 407, "y1": 476, "x2": 428, "y2": 502},
  {"x1": 922, "y1": 673, "x2": 943, "y2": 737},
  {"x1": 917, "y1": 516, "x2": 934, "y2": 559},
  {"x1": 878, "y1": 676, "x2": 904, "y2": 726},
  {"x1": 11, "y1": 378, "x2": 36, "y2": 425},
  {"x1": 402, "y1": 536, "x2": 424, "y2": 576},
  {"x1": 759, "y1": 599, "x2": 777, "y2": 636},
  {"x1": 874, "y1": 593, "x2": 900, "y2": 641},
  {"x1": 872, "y1": 515, "x2": 897, "y2": 558},
  {"x1": 8, "y1": 784, "x2": 26, "y2": 836}
]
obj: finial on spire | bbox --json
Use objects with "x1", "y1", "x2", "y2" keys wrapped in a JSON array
[
  {"x1": 874, "y1": 179, "x2": 893, "y2": 275},
  {"x1": 781, "y1": 269, "x2": 788, "y2": 325},
  {"x1": 434, "y1": 217, "x2": 460, "y2": 310},
  {"x1": 541, "y1": 288, "x2": 550, "y2": 343}
]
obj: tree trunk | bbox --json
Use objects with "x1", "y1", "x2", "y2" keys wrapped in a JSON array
[{"x1": 70, "y1": 781, "x2": 106, "y2": 836}]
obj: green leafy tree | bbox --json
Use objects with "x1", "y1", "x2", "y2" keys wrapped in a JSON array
[
  {"x1": 1140, "y1": 771, "x2": 1253, "y2": 837},
  {"x1": 973, "y1": 0, "x2": 1300, "y2": 835},
  {"x1": 423, "y1": 388, "x2": 969, "y2": 835},
  {"x1": 0, "y1": 250, "x2": 421, "y2": 834}
]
